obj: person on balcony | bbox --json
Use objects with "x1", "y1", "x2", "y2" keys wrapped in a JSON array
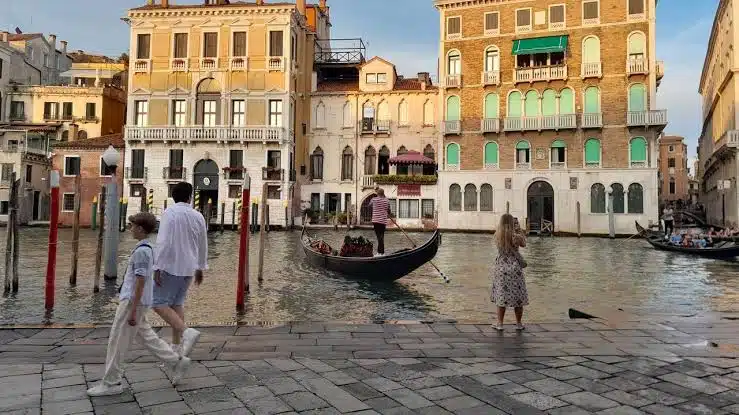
[{"x1": 369, "y1": 188, "x2": 393, "y2": 256}]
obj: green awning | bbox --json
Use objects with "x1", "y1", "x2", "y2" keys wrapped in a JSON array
[
  {"x1": 551, "y1": 139, "x2": 566, "y2": 148},
  {"x1": 512, "y1": 35, "x2": 569, "y2": 55},
  {"x1": 516, "y1": 141, "x2": 530, "y2": 150}
]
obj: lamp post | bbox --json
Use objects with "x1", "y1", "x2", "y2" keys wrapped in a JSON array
[{"x1": 102, "y1": 146, "x2": 121, "y2": 280}]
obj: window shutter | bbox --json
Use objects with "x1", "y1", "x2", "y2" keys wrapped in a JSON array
[
  {"x1": 550, "y1": 5, "x2": 564, "y2": 23},
  {"x1": 174, "y1": 33, "x2": 188, "y2": 59},
  {"x1": 137, "y1": 34, "x2": 151, "y2": 59},
  {"x1": 629, "y1": 0, "x2": 644, "y2": 14},
  {"x1": 447, "y1": 17, "x2": 460, "y2": 35},
  {"x1": 204, "y1": 33, "x2": 218, "y2": 57},
  {"x1": 233, "y1": 32, "x2": 247, "y2": 56},
  {"x1": 583, "y1": 1, "x2": 599, "y2": 19},
  {"x1": 270, "y1": 31, "x2": 284, "y2": 57},
  {"x1": 516, "y1": 9, "x2": 531, "y2": 26},
  {"x1": 485, "y1": 13, "x2": 499, "y2": 30}
]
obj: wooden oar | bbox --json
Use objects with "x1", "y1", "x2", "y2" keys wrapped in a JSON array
[
  {"x1": 615, "y1": 232, "x2": 642, "y2": 248},
  {"x1": 390, "y1": 218, "x2": 450, "y2": 283}
]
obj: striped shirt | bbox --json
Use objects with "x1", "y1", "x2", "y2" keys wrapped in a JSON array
[{"x1": 370, "y1": 196, "x2": 390, "y2": 225}]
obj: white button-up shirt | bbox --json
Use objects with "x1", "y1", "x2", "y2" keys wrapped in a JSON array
[{"x1": 154, "y1": 202, "x2": 208, "y2": 277}]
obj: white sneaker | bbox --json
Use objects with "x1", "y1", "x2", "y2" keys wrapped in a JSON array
[
  {"x1": 87, "y1": 382, "x2": 125, "y2": 397},
  {"x1": 374, "y1": 253, "x2": 385, "y2": 257},
  {"x1": 171, "y1": 342, "x2": 183, "y2": 356},
  {"x1": 170, "y1": 356, "x2": 192, "y2": 386},
  {"x1": 516, "y1": 323, "x2": 526, "y2": 331},
  {"x1": 181, "y1": 328, "x2": 201, "y2": 357}
]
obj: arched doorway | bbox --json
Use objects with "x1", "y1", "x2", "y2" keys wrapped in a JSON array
[
  {"x1": 193, "y1": 159, "x2": 219, "y2": 217},
  {"x1": 360, "y1": 193, "x2": 377, "y2": 225},
  {"x1": 527, "y1": 181, "x2": 554, "y2": 233}
]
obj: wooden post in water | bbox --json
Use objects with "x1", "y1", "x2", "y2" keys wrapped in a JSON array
[
  {"x1": 220, "y1": 202, "x2": 225, "y2": 234},
  {"x1": 10, "y1": 177, "x2": 19, "y2": 292},
  {"x1": 576, "y1": 201, "x2": 581, "y2": 237},
  {"x1": 3, "y1": 172, "x2": 16, "y2": 294},
  {"x1": 69, "y1": 174, "x2": 82, "y2": 285},
  {"x1": 257, "y1": 183, "x2": 268, "y2": 282},
  {"x1": 91, "y1": 196, "x2": 98, "y2": 230},
  {"x1": 120, "y1": 198, "x2": 128, "y2": 232},
  {"x1": 93, "y1": 185, "x2": 105, "y2": 292},
  {"x1": 232, "y1": 201, "x2": 237, "y2": 231},
  {"x1": 205, "y1": 199, "x2": 212, "y2": 230}
]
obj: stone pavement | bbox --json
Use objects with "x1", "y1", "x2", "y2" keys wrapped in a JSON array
[{"x1": 2, "y1": 316, "x2": 739, "y2": 414}]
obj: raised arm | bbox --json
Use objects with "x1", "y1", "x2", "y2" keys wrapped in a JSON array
[{"x1": 153, "y1": 211, "x2": 170, "y2": 271}]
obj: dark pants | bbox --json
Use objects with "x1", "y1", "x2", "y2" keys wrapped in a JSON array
[
  {"x1": 373, "y1": 223, "x2": 386, "y2": 254},
  {"x1": 664, "y1": 220, "x2": 674, "y2": 236}
]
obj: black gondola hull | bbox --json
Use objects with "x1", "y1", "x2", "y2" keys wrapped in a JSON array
[
  {"x1": 302, "y1": 230, "x2": 441, "y2": 281},
  {"x1": 635, "y1": 221, "x2": 739, "y2": 259}
]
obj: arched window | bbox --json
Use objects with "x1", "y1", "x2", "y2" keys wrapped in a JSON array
[
  {"x1": 507, "y1": 91, "x2": 522, "y2": 117},
  {"x1": 516, "y1": 140, "x2": 530, "y2": 167},
  {"x1": 584, "y1": 138, "x2": 601, "y2": 167},
  {"x1": 449, "y1": 184, "x2": 462, "y2": 211},
  {"x1": 310, "y1": 147, "x2": 324, "y2": 180},
  {"x1": 627, "y1": 32, "x2": 646, "y2": 60},
  {"x1": 484, "y1": 46, "x2": 499, "y2": 72},
  {"x1": 628, "y1": 183, "x2": 644, "y2": 213},
  {"x1": 628, "y1": 84, "x2": 646, "y2": 112},
  {"x1": 397, "y1": 146, "x2": 408, "y2": 156},
  {"x1": 551, "y1": 139, "x2": 566, "y2": 167},
  {"x1": 669, "y1": 177, "x2": 676, "y2": 194},
  {"x1": 584, "y1": 87, "x2": 600, "y2": 113},
  {"x1": 630, "y1": 136, "x2": 647, "y2": 167},
  {"x1": 362, "y1": 101, "x2": 375, "y2": 132},
  {"x1": 559, "y1": 88, "x2": 574, "y2": 114},
  {"x1": 364, "y1": 146, "x2": 376, "y2": 175},
  {"x1": 484, "y1": 142, "x2": 499, "y2": 168},
  {"x1": 446, "y1": 143, "x2": 460, "y2": 169},
  {"x1": 464, "y1": 184, "x2": 477, "y2": 211},
  {"x1": 315, "y1": 102, "x2": 325, "y2": 129},
  {"x1": 484, "y1": 93, "x2": 499, "y2": 119},
  {"x1": 377, "y1": 100, "x2": 390, "y2": 131},
  {"x1": 524, "y1": 90, "x2": 539, "y2": 117},
  {"x1": 445, "y1": 96, "x2": 460, "y2": 121},
  {"x1": 611, "y1": 183, "x2": 625, "y2": 213},
  {"x1": 423, "y1": 100, "x2": 434, "y2": 126},
  {"x1": 396, "y1": 146, "x2": 408, "y2": 174},
  {"x1": 342, "y1": 101, "x2": 353, "y2": 128},
  {"x1": 582, "y1": 36, "x2": 601, "y2": 63},
  {"x1": 378, "y1": 145, "x2": 390, "y2": 175},
  {"x1": 341, "y1": 146, "x2": 354, "y2": 181},
  {"x1": 591, "y1": 183, "x2": 606, "y2": 213},
  {"x1": 447, "y1": 50, "x2": 461, "y2": 75},
  {"x1": 423, "y1": 144, "x2": 435, "y2": 175},
  {"x1": 61, "y1": 130, "x2": 69, "y2": 141},
  {"x1": 541, "y1": 89, "x2": 556, "y2": 116},
  {"x1": 398, "y1": 99, "x2": 409, "y2": 126},
  {"x1": 77, "y1": 130, "x2": 87, "y2": 140},
  {"x1": 480, "y1": 184, "x2": 493, "y2": 211}
]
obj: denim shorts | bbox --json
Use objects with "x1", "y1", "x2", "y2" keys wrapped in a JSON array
[{"x1": 153, "y1": 271, "x2": 192, "y2": 307}]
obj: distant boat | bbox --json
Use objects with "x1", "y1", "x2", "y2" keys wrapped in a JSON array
[{"x1": 635, "y1": 221, "x2": 739, "y2": 259}]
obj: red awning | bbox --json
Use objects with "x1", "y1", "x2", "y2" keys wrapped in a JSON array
[{"x1": 388, "y1": 151, "x2": 435, "y2": 165}]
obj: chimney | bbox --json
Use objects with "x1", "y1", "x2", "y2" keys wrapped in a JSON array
[
  {"x1": 60, "y1": 40, "x2": 67, "y2": 55},
  {"x1": 1, "y1": 32, "x2": 7, "y2": 43},
  {"x1": 256, "y1": 0, "x2": 264, "y2": 4},
  {"x1": 296, "y1": 0, "x2": 305, "y2": 15},
  {"x1": 417, "y1": 72, "x2": 430, "y2": 84},
  {"x1": 68, "y1": 124, "x2": 79, "y2": 142},
  {"x1": 146, "y1": 0, "x2": 154, "y2": 4},
  {"x1": 162, "y1": 0, "x2": 169, "y2": 6}
]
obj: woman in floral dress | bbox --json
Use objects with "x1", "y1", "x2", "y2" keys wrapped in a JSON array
[{"x1": 491, "y1": 213, "x2": 528, "y2": 331}]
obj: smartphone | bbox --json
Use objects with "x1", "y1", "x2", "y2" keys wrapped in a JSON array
[{"x1": 513, "y1": 217, "x2": 520, "y2": 229}]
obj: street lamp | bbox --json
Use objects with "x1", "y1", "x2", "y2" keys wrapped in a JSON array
[
  {"x1": 102, "y1": 145, "x2": 120, "y2": 280},
  {"x1": 607, "y1": 185, "x2": 615, "y2": 238}
]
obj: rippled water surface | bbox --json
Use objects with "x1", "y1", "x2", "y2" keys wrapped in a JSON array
[{"x1": 1, "y1": 228, "x2": 739, "y2": 325}]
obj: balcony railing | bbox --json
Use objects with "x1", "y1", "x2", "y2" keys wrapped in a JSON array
[
  {"x1": 484, "y1": 163, "x2": 499, "y2": 170},
  {"x1": 551, "y1": 162, "x2": 566, "y2": 169},
  {"x1": 446, "y1": 163, "x2": 460, "y2": 171},
  {"x1": 61, "y1": 113, "x2": 74, "y2": 121},
  {"x1": 9, "y1": 113, "x2": 25, "y2": 121},
  {"x1": 581, "y1": 62, "x2": 602, "y2": 78},
  {"x1": 362, "y1": 175, "x2": 375, "y2": 188},
  {"x1": 125, "y1": 167, "x2": 148, "y2": 181},
  {"x1": 225, "y1": 168, "x2": 245, "y2": 181},
  {"x1": 627, "y1": 56, "x2": 648, "y2": 75},
  {"x1": 630, "y1": 161, "x2": 648, "y2": 168},
  {"x1": 504, "y1": 115, "x2": 576, "y2": 131},
  {"x1": 581, "y1": 113, "x2": 603, "y2": 129},
  {"x1": 481, "y1": 118, "x2": 500, "y2": 133},
  {"x1": 171, "y1": 58, "x2": 188, "y2": 72},
  {"x1": 712, "y1": 130, "x2": 739, "y2": 155},
  {"x1": 516, "y1": 162, "x2": 531, "y2": 170},
  {"x1": 445, "y1": 74, "x2": 461, "y2": 88},
  {"x1": 43, "y1": 113, "x2": 60, "y2": 121},
  {"x1": 133, "y1": 59, "x2": 150, "y2": 73},
  {"x1": 656, "y1": 60, "x2": 664, "y2": 85},
  {"x1": 627, "y1": 110, "x2": 668, "y2": 127},
  {"x1": 585, "y1": 161, "x2": 601, "y2": 168},
  {"x1": 443, "y1": 120, "x2": 461, "y2": 135},
  {"x1": 163, "y1": 166, "x2": 187, "y2": 180},
  {"x1": 262, "y1": 167, "x2": 284, "y2": 181},
  {"x1": 482, "y1": 71, "x2": 500, "y2": 86},
  {"x1": 1, "y1": 144, "x2": 19, "y2": 153},
  {"x1": 230, "y1": 57, "x2": 248, "y2": 71},
  {"x1": 200, "y1": 57, "x2": 218, "y2": 70},
  {"x1": 514, "y1": 65, "x2": 567, "y2": 83},
  {"x1": 374, "y1": 119, "x2": 390, "y2": 133},
  {"x1": 268, "y1": 56, "x2": 285, "y2": 71},
  {"x1": 125, "y1": 126, "x2": 285, "y2": 143}
]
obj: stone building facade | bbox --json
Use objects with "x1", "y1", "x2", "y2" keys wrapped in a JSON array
[
  {"x1": 434, "y1": 0, "x2": 666, "y2": 234},
  {"x1": 658, "y1": 135, "x2": 689, "y2": 204}
]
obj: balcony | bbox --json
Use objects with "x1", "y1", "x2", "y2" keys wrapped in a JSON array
[
  {"x1": 504, "y1": 115, "x2": 576, "y2": 131},
  {"x1": 43, "y1": 113, "x2": 60, "y2": 121},
  {"x1": 446, "y1": 163, "x2": 460, "y2": 171},
  {"x1": 481, "y1": 71, "x2": 500, "y2": 86},
  {"x1": 627, "y1": 56, "x2": 648, "y2": 75},
  {"x1": 362, "y1": 175, "x2": 375, "y2": 188},
  {"x1": 314, "y1": 38, "x2": 366, "y2": 64},
  {"x1": 125, "y1": 167, "x2": 148, "y2": 183},
  {"x1": 171, "y1": 58, "x2": 188, "y2": 72},
  {"x1": 516, "y1": 162, "x2": 531, "y2": 170},
  {"x1": 360, "y1": 119, "x2": 390, "y2": 135},
  {"x1": 200, "y1": 57, "x2": 218, "y2": 70},
  {"x1": 443, "y1": 120, "x2": 461, "y2": 135},
  {"x1": 163, "y1": 166, "x2": 187, "y2": 181},
  {"x1": 125, "y1": 126, "x2": 286, "y2": 144},
  {"x1": 1, "y1": 143, "x2": 18, "y2": 153},
  {"x1": 268, "y1": 56, "x2": 285, "y2": 71},
  {"x1": 61, "y1": 113, "x2": 74, "y2": 121},
  {"x1": 224, "y1": 167, "x2": 245, "y2": 181},
  {"x1": 230, "y1": 57, "x2": 248, "y2": 71},
  {"x1": 551, "y1": 162, "x2": 566, "y2": 169},
  {"x1": 712, "y1": 130, "x2": 739, "y2": 157},
  {"x1": 514, "y1": 65, "x2": 567, "y2": 84},
  {"x1": 372, "y1": 174, "x2": 438, "y2": 185},
  {"x1": 76, "y1": 115, "x2": 100, "y2": 123},
  {"x1": 262, "y1": 167, "x2": 284, "y2": 181},
  {"x1": 581, "y1": 62, "x2": 602, "y2": 78},
  {"x1": 445, "y1": 74, "x2": 461, "y2": 88},
  {"x1": 656, "y1": 60, "x2": 664, "y2": 86},
  {"x1": 627, "y1": 110, "x2": 668, "y2": 128},
  {"x1": 481, "y1": 118, "x2": 500, "y2": 133},
  {"x1": 133, "y1": 59, "x2": 150, "y2": 73},
  {"x1": 9, "y1": 113, "x2": 25, "y2": 122},
  {"x1": 581, "y1": 113, "x2": 603, "y2": 129}
]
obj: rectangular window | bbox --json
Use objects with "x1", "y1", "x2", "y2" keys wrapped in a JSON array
[
  {"x1": 202, "y1": 100, "x2": 217, "y2": 126},
  {"x1": 669, "y1": 181, "x2": 675, "y2": 194},
  {"x1": 10, "y1": 101, "x2": 24, "y2": 119},
  {"x1": 516, "y1": 8, "x2": 532, "y2": 31},
  {"x1": 267, "y1": 150, "x2": 281, "y2": 169},
  {"x1": 169, "y1": 149, "x2": 184, "y2": 171},
  {"x1": 233, "y1": 31, "x2": 247, "y2": 56},
  {"x1": 173, "y1": 32, "x2": 188, "y2": 59},
  {"x1": 551, "y1": 148, "x2": 565, "y2": 163},
  {"x1": 136, "y1": 34, "x2": 151, "y2": 59},
  {"x1": 628, "y1": 0, "x2": 644, "y2": 15},
  {"x1": 232, "y1": 100, "x2": 245, "y2": 126},
  {"x1": 85, "y1": 103, "x2": 96, "y2": 120},
  {"x1": 377, "y1": 73, "x2": 387, "y2": 83},
  {"x1": 228, "y1": 185, "x2": 241, "y2": 199},
  {"x1": 62, "y1": 193, "x2": 76, "y2": 212},
  {"x1": 484, "y1": 12, "x2": 499, "y2": 34},
  {"x1": 1, "y1": 164, "x2": 12, "y2": 183},
  {"x1": 388, "y1": 198, "x2": 398, "y2": 217},
  {"x1": 668, "y1": 158, "x2": 676, "y2": 168},
  {"x1": 229, "y1": 150, "x2": 243, "y2": 180},
  {"x1": 291, "y1": 33, "x2": 297, "y2": 61},
  {"x1": 583, "y1": 0, "x2": 599, "y2": 22},
  {"x1": 135, "y1": 101, "x2": 148, "y2": 126},
  {"x1": 668, "y1": 145, "x2": 674, "y2": 152},
  {"x1": 0, "y1": 201, "x2": 8, "y2": 215},
  {"x1": 131, "y1": 149, "x2": 145, "y2": 179},
  {"x1": 100, "y1": 157, "x2": 115, "y2": 176},
  {"x1": 269, "y1": 30, "x2": 284, "y2": 57},
  {"x1": 366, "y1": 73, "x2": 377, "y2": 84},
  {"x1": 421, "y1": 199, "x2": 435, "y2": 218},
  {"x1": 130, "y1": 184, "x2": 145, "y2": 198},
  {"x1": 44, "y1": 102, "x2": 59, "y2": 119},
  {"x1": 549, "y1": 4, "x2": 565, "y2": 27},
  {"x1": 203, "y1": 32, "x2": 218, "y2": 58},
  {"x1": 64, "y1": 156, "x2": 81, "y2": 176},
  {"x1": 446, "y1": 16, "x2": 461, "y2": 39},
  {"x1": 25, "y1": 165, "x2": 32, "y2": 183},
  {"x1": 173, "y1": 100, "x2": 186, "y2": 126},
  {"x1": 62, "y1": 102, "x2": 73, "y2": 120},
  {"x1": 267, "y1": 185, "x2": 281, "y2": 199},
  {"x1": 399, "y1": 199, "x2": 419, "y2": 219},
  {"x1": 0, "y1": 58, "x2": 3, "y2": 79},
  {"x1": 269, "y1": 100, "x2": 283, "y2": 127}
]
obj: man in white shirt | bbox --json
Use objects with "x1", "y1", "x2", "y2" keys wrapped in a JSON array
[{"x1": 153, "y1": 182, "x2": 207, "y2": 356}]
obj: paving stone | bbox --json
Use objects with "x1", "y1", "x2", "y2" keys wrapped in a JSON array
[
  {"x1": 41, "y1": 399, "x2": 93, "y2": 414},
  {"x1": 301, "y1": 377, "x2": 370, "y2": 412},
  {"x1": 658, "y1": 372, "x2": 729, "y2": 395},
  {"x1": 42, "y1": 384, "x2": 88, "y2": 402},
  {"x1": 536, "y1": 368, "x2": 581, "y2": 381},
  {"x1": 340, "y1": 382, "x2": 383, "y2": 400},
  {"x1": 651, "y1": 381, "x2": 701, "y2": 398},
  {"x1": 597, "y1": 406, "x2": 646, "y2": 415},
  {"x1": 95, "y1": 402, "x2": 144, "y2": 415},
  {"x1": 443, "y1": 375, "x2": 547, "y2": 414},
  {"x1": 363, "y1": 377, "x2": 404, "y2": 392},
  {"x1": 524, "y1": 378, "x2": 581, "y2": 396},
  {"x1": 603, "y1": 390, "x2": 654, "y2": 408},
  {"x1": 566, "y1": 378, "x2": 614, "y2": 394},
  {"x1": 547, "y1": 406, "x2": 592, "y2": 415},
  {"x1": 175, "y1": 376, "x2": 224, "y2": 392},
  {"x1": 399, "y1": 376, "x2": 445, "y2": 390},
  {"x1": 90, "y1": 391, "x2": 136, "y2": 407},
  {"x1": 210, "y1": 366, "x2": 260, "y2": 389},
  {"x1": 559, "y1": 391, "x2": 620, "y2": 411},
  {"x1": 125, "y1": 368, "x2": 167, "y2": 383},
  {"x1": 417, "y1": 385, "x2": 463, "y2": 401},
  {"x1": 43, "y1": 367, "x2": 84, "y2": 380},
  {"x1": 603, "y1": 376, "x2": 651, "y2": 392},
  {"x1": 363, "y1": 396, "x2": 401, "y2": 411},
  {"x1": 0, "y1": 394, "x2": 41, "y2": 412},
  {"x1": 263, "y1": 377, "x2": 305, "y2": 395},
  {"x1": 42, "y1": 375, "x2": 86, "y2": 389},
  {"x1": 0, "y1": 364, "x2": 42, "y2": 377},
  {"x1": 280, "y1": 391, "x2": 328, "y2": 411},
  {"x1": 265, "y1": 359, "x2": 304, "y2": 372},
  {"x1": 142, "y1": 400, "x2": 193, "y2": 414},
  {"x1": 632, "y1": 388, "x2": 687, "y2": 406},
  {"x1": 135, "y1": 388, "x2": 182, "y2": 407},
  {"x1": 436, "y1": 395, "x2": 485, "y2": 411},
  {"x1": 181, "y1": 386, "x2": 244, "y2": 413},
  {"x1": 510, "y1": 392, "x2": 567, "y2": 410},
  {"x1": 562, "y1": 365, "x2": 611, "y2": 380},
  {"x1": 383, "y1": 388, "x2": 434, "y2": 409},
  {"x1": 288, "y1": 369, "x2": 322, "y2": 382},
  {"x1": 294, "y1": 358, "x2": 335, "y2": 373},
  {"x1": 321, "y1": 370, "x2": 357, "y2": 386},
  {"x1": 494, "y1": 382, "x2": 532, "y2": 395},
  {"x1": 641, "y1": 403, "x2": 689, "y2": 414},
  {"x1": 131, "y1": 378, "x2": 174, "y2": 394},
  {"x1": 499, "y1": 369, "x2": 548, "y2": 383},
  {"x1": 471, "y1": 373, "x2": 510, "y2": 386},
  {"x1": 674, "y1": 401, "x2": 725, "y2": 415}
]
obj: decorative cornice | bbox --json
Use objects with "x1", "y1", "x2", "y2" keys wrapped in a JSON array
[
  {"x1": 128, "y1": 5, "x2": 296, "y2": 20},
  {"x1": 699, "y1": 0, "x2": 729, "y2": 93}
]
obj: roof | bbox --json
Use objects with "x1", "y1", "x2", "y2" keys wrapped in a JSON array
[
  {"x1": 131, "y1": 1, "x2": 294, "y2": 11},
  {"x1": 316, "y1": 78, "x2": 437, "y2": 93},
  {"x1": 69, "y1": 51, "x2": 117, "y2": 64},
  {"x1": 53, "y1": 133, "x2": 124, "y2": 150},
  {"x1": 7, "y1": 33, "x2": 42, "y2": 41}
]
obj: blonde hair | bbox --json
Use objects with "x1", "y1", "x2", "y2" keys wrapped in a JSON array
[{"x1": 496, "y1": 213, "x2": 517, "y2": 253}]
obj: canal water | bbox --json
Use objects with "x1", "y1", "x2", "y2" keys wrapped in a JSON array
[{"x1": 1, "y1": 228, "x2": 738, "y2": 325}]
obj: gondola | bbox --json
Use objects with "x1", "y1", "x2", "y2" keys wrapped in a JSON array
[
  {"x1": 635, "y1": 221, "x2": 739, "y2": 259},
  {"x1": 301, "y1": 227, "x2": 441, "y2": 281}
]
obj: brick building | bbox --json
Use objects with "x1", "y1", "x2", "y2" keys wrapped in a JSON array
[
  {"x1": 434, "y1": 0, "x2": 667, "y2": 234},
  {"x1": 52, "y1": 133, "x2": 124, "y2": 227},
  {"x1": 658, "y1": 135, "x2": 689, "y2": 204}
]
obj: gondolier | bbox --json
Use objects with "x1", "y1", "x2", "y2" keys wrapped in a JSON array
[
  {"x1": 662, "y1": 204, "x2": 674, "y2": 237},
  {"x1": 369, "y1": 188, "x2": 393, "y2": 256}
]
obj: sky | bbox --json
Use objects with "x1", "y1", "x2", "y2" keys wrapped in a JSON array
[{"x1": 0, "y1": 0, "x2": 719, "y2": 163}]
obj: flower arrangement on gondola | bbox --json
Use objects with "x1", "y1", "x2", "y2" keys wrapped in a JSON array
[
  {"x1": 309, "y1": 239, "x2": 333, "y2": 255},
  {"x1": 339, "y1": 236, "x2": 373, "y2": 257}
]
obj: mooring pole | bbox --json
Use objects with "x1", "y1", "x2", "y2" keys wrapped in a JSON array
[
  {"x1": 10, "y1": 177, "x2": 19, "y2": 293},
  {"x1": 3, "y1": 172, "x2": 15, "y2": 294},
  {"x1": 220, "y1": 202, "x2": 225, "y2": 234},
  {"x1": 69, "y1": 174, "x2": 81, "y2": 285},
  {"x1": 576, "y1": 201, "x2": 582, "y2": 237},
  {"x1": 237, "y1": 174, "x2": 251, "y2": 308},
  {"x1": 45, "y1": 171, "x2": 60, "y2": 309},
  {"x1": 257, "y1": 183, "x2": 268, "y2": 282},
  {"x1": 91, "y1": 196, "x2": 98, "y2": 230},
  {"x1": 93, "y1": 185, "x2": 105, "y2": 293}
]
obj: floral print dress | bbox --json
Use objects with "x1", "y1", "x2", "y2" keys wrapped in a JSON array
[{"x1": 490, "y1": 237, "x2": 529, "y2": 308}]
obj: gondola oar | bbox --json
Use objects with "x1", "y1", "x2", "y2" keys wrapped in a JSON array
[{"x1": 390, "y1": 218, "x2": 450, "y2": 283}]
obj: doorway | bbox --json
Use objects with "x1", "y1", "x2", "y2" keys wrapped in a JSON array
[
  {"x1": 527, "y1": 180, "x2": 554, "y2": 233},
  {"x1": 378, "y1": 146, "x2": 390, "y2": 175},
  {"x1": 325, "y1": 193, "x2": 340, "y2": 216},
  {"x1": 32, "y1": 191, "x2": 40, "y2": 221},
  {"x1": 360, "y1": 194, "x2": 376, "y2": 224},
  {"x1": 193, "y1": 159, "x2": 220, "y2": 219}
]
